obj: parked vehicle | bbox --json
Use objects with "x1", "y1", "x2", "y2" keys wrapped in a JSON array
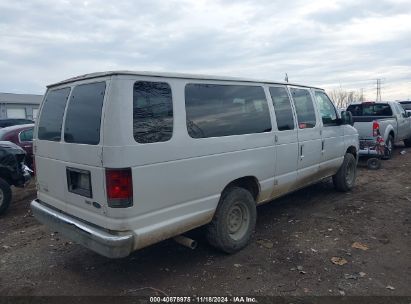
[
  {"x1": 0, "y1": 124, "x2": 34, "y2": 169},
  {"x1": 0, "y1": 118, "x2": 34, "y2": 128},
  {"x1": 399, "y1": 101, "x2": 411, "y2": 116},
  {"x1": 0, "y1": 141, "x2": 32, "y2": 215},
  {"x1": 31, "y1": 71, "x2": 358, "y2": 258},
  {"x1": 347, "y1": 101, "x2": 411, "y2": 159}
]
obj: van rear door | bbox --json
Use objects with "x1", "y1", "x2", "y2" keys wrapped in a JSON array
[{"x1": 35, "y1": 79, "x2": 109, "y2": 225}]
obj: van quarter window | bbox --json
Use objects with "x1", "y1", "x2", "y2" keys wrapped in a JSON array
[
  {"x1": 64, "y1": 82, "x2": 106, "y2": 145},
  {"x1": 269, "y1": 87, "x2": 295, "y2": 131},
  {"x1": 314, "y1": 91, "x2": 338, "y2": 126},
  {"x1": 290, "y1": 88, "x2": 316, "y2": 129},
  {"x1": 133, "y1": 81, "x2": 173, "y2": 144},
  {"x1": 38, "y1": 87, "x2": 71, "y2": 141},
  {"x1": 185, "y1": 84, "x2": 272, "y2": 138}
]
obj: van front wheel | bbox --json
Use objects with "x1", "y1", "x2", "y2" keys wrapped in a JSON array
[
  {"x1": 333, "y1": 153, "x2": 357, "y2": 192},
  {"x1": 206, "y1": 187, "x2": 256, "y2": 253}
]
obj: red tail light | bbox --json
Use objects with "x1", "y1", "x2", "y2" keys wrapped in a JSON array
[
  {"x1": 105, "y1": 168, "x2": 133, "y2": 208},
  {"x1": 372, "y1": 121, "x2": 380, "y2": 137}
]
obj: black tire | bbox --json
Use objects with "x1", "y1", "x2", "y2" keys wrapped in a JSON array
[
  {"x1": 0, "y1": 178, "x2": 12, "y2": 215},
  {"x1": 333, "y1": 153, "x2": 357, "y2": 192},
  {"x1": 367, "y1": 158, "x2": 381, "y2": 170},
  {"x1": 404, "y1": 138, "x2": 411, "y2": 147},
  {"x1": 206, "y1": 187, "x2": 257, "y2": 253},
  {"x1": 382, "y1": 135, "x2": 394, "y2": 160}
]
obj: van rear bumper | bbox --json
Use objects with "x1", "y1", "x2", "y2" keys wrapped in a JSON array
[{"x1": 30, "y1": 199, "x2": 134, "y2": 258}]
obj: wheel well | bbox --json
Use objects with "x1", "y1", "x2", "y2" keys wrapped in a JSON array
[
  {"x1": 222, "y1": 176, "x2": 260, "y2": 201},
  {"x1": 389, "y1": 131, "x2": 395, "y2": 140},
  {"x1": 346, "y1": 146, "x2": 357, "y2": 159},
  {"x1": 0, "y1": 169, "x2": 12, "y2": 186}
]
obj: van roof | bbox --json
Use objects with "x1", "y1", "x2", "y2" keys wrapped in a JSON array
[{"x1": 47, "y1": 70, "x2": 324, "y2": 90}]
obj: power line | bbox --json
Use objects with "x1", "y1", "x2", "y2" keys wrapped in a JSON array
[{"x1": 375, "y1": 78, "x2": 383, "y2": 101}]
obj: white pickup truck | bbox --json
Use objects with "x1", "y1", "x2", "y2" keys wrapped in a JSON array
[{"x1": 347, "y1": 101, "x2": 411, "y2": 159}]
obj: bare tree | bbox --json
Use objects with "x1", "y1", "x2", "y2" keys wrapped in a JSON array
[{"x1": 327, "y1": 88, "x2": 364, "y2": 109}]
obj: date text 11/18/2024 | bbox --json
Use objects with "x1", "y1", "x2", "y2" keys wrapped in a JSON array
[{"x1": 149, "y1": 296, "x2": 258, "y2": 303}]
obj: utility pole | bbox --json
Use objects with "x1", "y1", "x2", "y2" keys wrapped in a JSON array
[{"x1": 376, "y1": 79, "x2": 382, "y2": 101}]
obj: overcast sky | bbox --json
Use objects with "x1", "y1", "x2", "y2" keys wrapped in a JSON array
[{"x1": 1, "y1": 0, "x2": 410, "y2": 100}]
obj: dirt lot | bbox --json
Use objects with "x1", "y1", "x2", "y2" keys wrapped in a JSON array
[{"x1": 0, "y1": 146, "x2": 410, "y2": 297}]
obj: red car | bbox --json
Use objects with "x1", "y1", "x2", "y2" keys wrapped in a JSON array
[{"x1": 0, "y1": 124, "x2": 34, "y2": 169}]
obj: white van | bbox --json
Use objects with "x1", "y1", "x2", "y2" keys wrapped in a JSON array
[{"x1": 31, "y1": 71, "x2": 359, "y2": 258}]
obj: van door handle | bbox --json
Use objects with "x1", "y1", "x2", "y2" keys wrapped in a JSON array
[
  {"x1": 300, "y1": 144, "x2": 304, "y2": 160},
  {"x1": 321, "y1": 140, "x2": 325, "y2": 152}
]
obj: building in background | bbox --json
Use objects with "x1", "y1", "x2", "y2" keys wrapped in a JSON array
[{"x1": 0, "y1": 92, "x2": 43, "y2": 121}]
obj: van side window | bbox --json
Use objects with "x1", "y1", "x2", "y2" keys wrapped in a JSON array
[
  {"x1": 185, "y1": 84, "x2": 271, "y2": 138},
  {"x1": 314, "y1": 91, "x2": 338, "y2": 126},
  {"x1": 38, "y1": 88, "x2": 71, "y2": 141},
  {"x1": 64, "y1": 82, "x2": 106, "y2": 145},
  {"x1": 290, "y1": 88, "x2": 317, "y2": 129},
  {"x1": 269, "y1": 87, "x2": 295, "y2": 131},
  {"x1": 133, "y1": 81, "x2": 173, "y2": 143}
]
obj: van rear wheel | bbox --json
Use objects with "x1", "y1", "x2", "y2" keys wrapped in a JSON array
[
  {"x1": 0, "y1": 178, "x2": 12, "y2": 215},
  {"x1": 333, "y1": 153, "x2": 357, "y2": 192},
  {"x1": 206, "y1": 187, "x2": 256, "y2": 253}
]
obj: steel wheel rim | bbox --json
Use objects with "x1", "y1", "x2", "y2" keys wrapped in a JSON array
[
  {"x1": 369, "y1": 159, "x2": 378, "y2": 167},
  {"x1": 345, "y1": 159, "x2": 355, "y2": 185},
  {"x1": 227, "y1": 202, "x2": 250, "y2": 241}
]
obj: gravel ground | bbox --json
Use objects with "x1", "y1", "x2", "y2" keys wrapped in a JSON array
[{"x1": 0, "y1": 145, "x2": 410, "y2": 296}]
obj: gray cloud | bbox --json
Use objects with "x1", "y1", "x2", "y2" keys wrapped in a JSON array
[
  {"x1": 0, "y1": 0, "x2": 410, "y2": 100},
  {"x1": 310, "y1": 0, "x2": 411, "y2": 25}
]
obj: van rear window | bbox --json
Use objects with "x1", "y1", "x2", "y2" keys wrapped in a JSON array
[
  {"x1": 64, "y1": 82, "x2": 106, "y2": 145},
  {"x1": 133, "y1": 81, "x2": 173, "y2": 143},
  {"x1": 38, "y1": 88, "x2": 71, "y2": 141},
  {"x1": 185, "y1": 84, "x2": 272, "y2": 138},
  {"x1": 347, "y1": 103, "x2": 393, "y2": 116}
]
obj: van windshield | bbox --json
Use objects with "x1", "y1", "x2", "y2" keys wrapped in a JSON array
[{"x1": 347, "y1": 103, "x2": 393, "y2": 116}]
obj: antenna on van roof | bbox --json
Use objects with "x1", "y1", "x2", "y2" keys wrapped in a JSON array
[{"x1": 285, "y1": 73, "x2": 289, "y2": 82}]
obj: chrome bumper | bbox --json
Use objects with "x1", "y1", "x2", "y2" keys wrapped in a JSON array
[{"x1": 31, "y1": 199, "x2": 134, "y2": 258}]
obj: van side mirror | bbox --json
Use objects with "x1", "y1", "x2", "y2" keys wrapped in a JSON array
[
  {"x1": 341, "y1": 111, "x2": 354, "y2": 126},
  {"x1": 407, "y1": 111, "x2": 411, "y2": 117}
]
